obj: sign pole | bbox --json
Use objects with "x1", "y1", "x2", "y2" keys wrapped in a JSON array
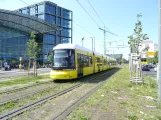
[{"x1": 158, "y1": 0, "x2": 161, "y2": 101}]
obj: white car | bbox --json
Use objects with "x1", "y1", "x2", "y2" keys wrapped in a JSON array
[{"x1": 154, "y1": 65, "x2": 158, "y2": 72}]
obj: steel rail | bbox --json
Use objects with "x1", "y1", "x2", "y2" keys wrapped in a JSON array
[
  {"x1": 0, "y1": 84, "x2": 59, "y2": 106},
  {"x1": 0, "y1": 69, "x2": 117, "y2": 120},
  {"x1": 52, "y1": 69, "x2": 118, "y2": 120},
  {"x1": 0, "y1": 80, "x2": 53, "y2": 95},
  {"x1": 0, "y1": 83, "x2": 83, "y2": 120}
]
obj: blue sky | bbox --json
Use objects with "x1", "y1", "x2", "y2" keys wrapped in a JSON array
[{"x1": 0, "y1": 0, "x2": 158, "y2": 59}]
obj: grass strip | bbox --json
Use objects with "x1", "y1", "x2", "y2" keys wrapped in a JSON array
[
  {"x1": 67, "y1": 66, "x2": 161, "y2": 120},
  {"x1": 0, "y1": 75, "x2": 50, "y2": 87}
]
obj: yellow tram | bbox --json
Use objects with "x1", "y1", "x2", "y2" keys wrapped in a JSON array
[{"x1": 50, "y1": 44, "x2": 116, "y2": 80}]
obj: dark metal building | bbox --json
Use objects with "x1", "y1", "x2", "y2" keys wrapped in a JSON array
[{"x1": 0, "y1": 1, "x2": 72, "y2": 65}]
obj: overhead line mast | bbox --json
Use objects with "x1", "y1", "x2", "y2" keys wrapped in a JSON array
[
  {"x1": 99, "y1": 27, "x2": 118, "y2": 55},
  {"x1": 77, "y1": 0, "x2": 118, "y2": 55}
]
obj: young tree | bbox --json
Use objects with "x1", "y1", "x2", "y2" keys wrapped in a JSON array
[
  {"x1": 147, "y1": 57, "x2": 153, "y2": 64},
  {"x1": 27, "y1": 32, "x2": 40, "y2": 77},
  {"x1": 154, "y1": 51, "x2": 158, "y2": 64},
  {"x1": 49, "y1": 52, "x2": 54, "y2": 65},
  {"x1": 128, "y1": 14, "x2": 149, "y2": 53},
  {"x1": 128, "y1": 14, "x2": 149, "y2": 84}
]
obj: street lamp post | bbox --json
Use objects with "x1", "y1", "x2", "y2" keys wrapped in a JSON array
[
  {"x1": 90, "y1": 37, "x2": 95, "y2": 52},
  {"x1": 158, "y1": 0, "x2": 161, "y2": 101},
  {"x1": 81, "y1": 37, "x2": 84, "y2": 46}
]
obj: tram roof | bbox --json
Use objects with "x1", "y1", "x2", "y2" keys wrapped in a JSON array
[
  {"x1": 94, "y1": 52, "x2": 102, "y2": 56},
  {"x1": 53, "y1": 44, "x2": 103, "y2": 56},
  {"x1": 53, "y1": 44, "x2": 93, "y2": 53}
]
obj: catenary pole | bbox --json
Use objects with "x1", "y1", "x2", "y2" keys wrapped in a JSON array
[
  {"x1": 158, "y1": 0, "x2": 161, "y2": 101},
  {"x1": 90, "y1": 37, "x2": 94, "y2": 51}
]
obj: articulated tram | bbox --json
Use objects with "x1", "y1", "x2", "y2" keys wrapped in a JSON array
[{"x1": 50, "y1": 44, "x2": 116, "y2": 80}]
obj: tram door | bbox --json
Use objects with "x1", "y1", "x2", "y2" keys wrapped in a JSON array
[
  {"x1": 77, "y1": 54, "x2": 83, "y2": 77},
  {"x1": 97, "y1": 58, "x2": 100, "y2": 72}
]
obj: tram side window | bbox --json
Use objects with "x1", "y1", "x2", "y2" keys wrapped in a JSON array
[
  {"x1": 97, "y1": 58, "x2": 100, "y2": 63},
  {"x1": 81, "y1": 54, "x2": 84, "y2": 67},
  {"x1": 83, "y1": 55, "x2": 87, "y2": 66},
  {"x1": 84, "y1": 55, "x2": 89, "y2": 67},
  {"x1": 78, "y1": 54, "x2": 84, "y2": 67},
  {"x1": 77, "y1": 54, "x2": 81, "y2": 65},
  {"x1": 69, "y1": 50, "x2": 75, "y2": 68},
  {"x1": 78, "y1": 54, "x2": 92, "y2": 67}
]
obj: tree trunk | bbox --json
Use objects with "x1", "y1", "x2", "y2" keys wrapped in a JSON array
[
  {"x1": 28, "y1": 58, "x2": 30, "y2": 75},
  {"x1": 35, "y1": 60, "x2": 37, "y2": 77},
  {"x1": 33, "y1": 60, "x2": 35, "y2": 77}
]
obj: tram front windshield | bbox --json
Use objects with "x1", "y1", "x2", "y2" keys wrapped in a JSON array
[{"x1": 52, "y1": 49, "x2": 75, "y2": 69}]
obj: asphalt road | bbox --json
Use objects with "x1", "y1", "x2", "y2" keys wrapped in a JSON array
[
  {"x1": 0, "y1": 68, "x2": 51, "y2": 79},
  {"x1": 142, "y1": 68, "x2": 157, "y2": 78}
]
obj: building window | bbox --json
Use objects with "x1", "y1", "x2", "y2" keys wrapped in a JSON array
[
  {"x1": 27, "y1": 8, "x2": 30, "y2": 14},
  {"x1": 57, "y1": 30, "x2": 61, "y2": 35},
  {"x1": 62, "y1": 19, "x2": 70, "y2": 28},
  {"x1": 43, "y1": 44, "x2": 54, "y2": 54},
  {"x1": 62, "y1": 37, "x2": 70, "y2": 43},
  {"x1": 62, "y1": 28, "x2": 70, "y2": 37},
  {"x1": 56, "y1": 36, "x2": 61, "y2": 45},
  {"x1": 45, "y1": 3, "x2": 56, "y2": 14},
  {"x1": 43, "y1": 34, "x2": 55, "y2": 45},
  {"x1": 38, "y1": 4, "x2": 44, "y2": 14},
  {"x1": 22, "y1": 9, "x2": 27, "y2": 14},
  {"x1": 57, "y1": 7, "x2": 61, "y2": 16},
  {"x1": 38, "y1": 14, "x2": 44, "y2": 20},
  {"x1": 45, "y1": 14, "x2": 56, "y2": 24},
  {"x1": 63, "y1": 9, "x2": 70, "y2": 19},
  {"x1": 57, "y1": 17, "x2": 61, "y2": 26},
  {"x1": 30, "y1": 7, "x2": 35, "y2": 16},
  {"x1": 19, "y1": 9, "x2": 22, "y2": 13}
]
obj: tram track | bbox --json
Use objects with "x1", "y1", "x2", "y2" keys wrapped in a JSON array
[
  {"x1": 52, "y1": 72, "x2": 114, "y2": 120},
  {"x1": 0, "y1": 68, "x2": 119, "y2": 120},
  {"x1": 0, "y1": 80, "x2": 53, "y2": 95},
  {"x1": 0, "y1": 84, "x2": 59, "y2": 106}
]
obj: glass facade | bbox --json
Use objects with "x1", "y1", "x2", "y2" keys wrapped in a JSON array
[
  {"x1": 0, "y1": 26, "x2": 29, "y2": 62},
  {"x1": 0, "y1": 1, "x2": 72, "y2": 64}
]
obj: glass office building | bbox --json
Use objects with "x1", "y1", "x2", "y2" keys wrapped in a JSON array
[{"x1": 0, "y1": 1, "x2": 72, "y2": 65}]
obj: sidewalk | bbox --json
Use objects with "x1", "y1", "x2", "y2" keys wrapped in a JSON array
[{"x1": 0, "y1": 69, "x2": 25, "y2": 74}]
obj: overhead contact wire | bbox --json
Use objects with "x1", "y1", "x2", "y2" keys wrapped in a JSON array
[{"x1": 76, "y1": 0, "x2": 100, "y2": 28}]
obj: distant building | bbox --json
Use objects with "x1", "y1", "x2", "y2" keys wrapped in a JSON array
[
  {"x1": 0, "y1": 1, "x2": 73, "y2": 64},
  {"x1": 154, "y1": 43, "x2": 158, "y2": 52},
  {"x1": 139, "y1": 40, "x2": 155, "y2": 52},
  {"x1": 139, "y1": 40, "x2": 157, "y2": 64}
]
